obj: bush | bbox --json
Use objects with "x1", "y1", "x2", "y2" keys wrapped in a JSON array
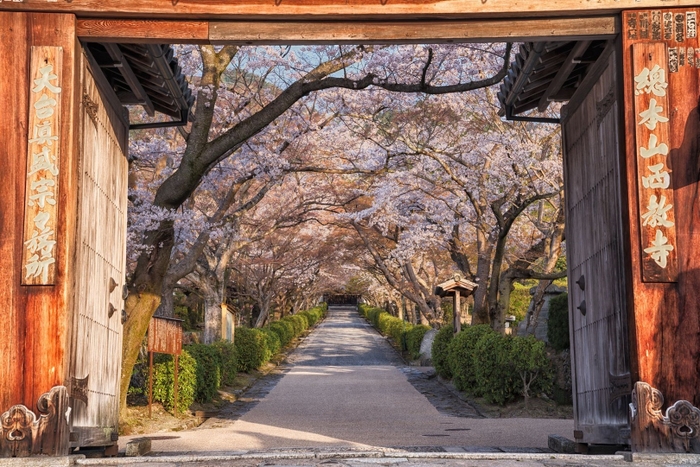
[
  {"x1": 152, "y1": 350, "x2": 197, "y2": 414},
  {"x1": 405, "y1": 325, "x2": 430, "y2": 360},
  {"x1": 212, "y1": 340, "x2": 238, "y2": 386},
  {"x1": 547, "y1": 292, "x2": 570, "y2": 351},
  {"x1": 510, "y1": 282, "x2": 535, "y2": 324},
  {"x1": 268, "y1": 320, "x2": 294, "y2": 347},
  {"x1": 261, "y1": 327, "x2": 281, "y2": 356},
  {"x1": 473, "y1": 332, "x2": 518, "y2": 405},
  {"x1": 235, "y1": 327, "x2": 271, "y2": 372},
  {"x1": 432, "y1": 325, "x2": 454, "y2": 379},
  {"x1": 185, "y1": 344, "x2": 222, "y2": 403},
  {"x1": 510, "y1": 335, "x2": 553, "y2": 401},
  {"x1": 299, "y1": 307, "x2": 324, "y2": 327},
  {"x1": 447, "y1": 324, "x2": 495, "y2": 393}
]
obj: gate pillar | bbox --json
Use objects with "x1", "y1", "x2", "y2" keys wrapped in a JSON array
[
  {"x1": 622, "y1": 7, "x2": 700, "y2": 453},
  {"x1": 0, "y1": 13, "x2": 80, "y2": 456}
]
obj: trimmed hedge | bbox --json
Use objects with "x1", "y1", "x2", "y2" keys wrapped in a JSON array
[
  {"x1": 212, "y1": 340, "x2": 238, "y2": 386},
  {"x1": 234, "y1": 304, "x2": 328, "y2": 373},
  {"x1": 433, "y1": 325, "x2": 553, "y2": 405},
  {"x1": 235, "y1": 327, "x2": 272, "y2": 372},
  {"x1": 358, "y1": 304, "x2": 432, "y2": 358},
  {"x1": 432, "y1": 325, "x2": 454, "y2": 379},
  {"x1": 185, "y1": 343, "x2": 222, "y2": 403},
  {"x1": 405, "y1": 325, "x2": 431, "y2": 360},
  {"x1": 152, "y1": 350, "x2": 197, "y2": 414},
  {"x1": 447, "y1": 324, "x2": 495, "y2": 393},
  {"x1": 146, "y1": 303, "x2": 328, "y2": 414}
]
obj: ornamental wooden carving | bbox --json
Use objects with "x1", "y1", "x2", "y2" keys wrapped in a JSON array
[
  {"x1": 630, "y1": 381, "x2": 700, "y2": 453},
  {"x1": 0, "y1": 386, "x2": 70, "y2": 457}
]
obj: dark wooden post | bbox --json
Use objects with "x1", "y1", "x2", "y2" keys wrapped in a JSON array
[{"x1": 453, "y1": 290, "x2": 461, "y2": 334}]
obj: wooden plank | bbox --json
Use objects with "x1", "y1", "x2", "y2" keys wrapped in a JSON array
[
  {"x1": 21, "y1": 45, "x2": 63, "y2": 286},
  {"x1": 148, "y1": 317, "x2": 183, "y2": 355},
  {"x1": 209, "y1": 17, "x2": 617, "y2": 44},
  {"x1": 562, "y1": 46, "x2": 631, "y2": 447},
  {"x1": 23, "y1": 12, "x2": 80, "y2": 411},
  {"x1": 622, "y1": 9, "x2": 700, "y2": 453},
  {"x1": 0, "y1": 11, "x2": 29, "y2": 411},
  {"x1": 69, "y1": 58, "x2": 127, "y2": 442},
  {"x1": 76, "y1": 19, "x2": 209, "y2": 43},
  {"x1": 630, "y1": 42, "x2": 678, "y2": 282},
  {"x1": 0, "y1": 0, "x2": 698, "y2": 21}
]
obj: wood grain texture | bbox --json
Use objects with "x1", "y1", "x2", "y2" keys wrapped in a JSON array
[
  {"x1": 77, "y1": 19, "x2": 208, "y2": 43},
  {"x1": 0, "y1": 0, "x2": 698, "y2": 20},
  {"x1": 23, "y1": 11, "x2": 80, "y2": 415},
  {"x1": 209, "y1": 17, "x2": 617, "y2": 44},
  {"x1": 562, "y1": 46, "x2": 631, "y2": 446},
  {"x1": 622, "y1": 9, "x2": 700, "y2": 444},
  {"x1": 68, "y1": 53, "x2": 127, "y2": 447},
  {"x1": 631, "y1": 42, "x2": 678, "y2": 282},
  {"x1": 21, "y1": 45, "x2": 63, "y2": 286},
  {"x1": 0, "y1": 12, "x2": 29, "y2": 412}
]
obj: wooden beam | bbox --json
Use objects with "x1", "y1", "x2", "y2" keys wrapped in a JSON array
[
  {"x1": 209, "y1": 17, "x2": 617, "y2": 44},
  {"x1": 76, "y1": 17, "x2": 617, "y2": 44},
  {"x1": 77, "y1": 20, "x2": 209, "y2": 43},
  {"x1": 537, "y1": 40, "x2": 591, "y2": 111},
  {"x1": 1, "y1": 0, "x2": 697, "y2": 20},
  {"x1": 103, "y1": 43, "x2": 155, "y2": 116}
]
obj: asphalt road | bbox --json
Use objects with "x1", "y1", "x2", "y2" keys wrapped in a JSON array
[{"x1": 120, "y1": 306, "x2": 573, "y2": 455}]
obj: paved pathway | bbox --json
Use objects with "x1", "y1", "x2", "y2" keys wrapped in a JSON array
[{"x1": 120, "y1": 306, "x2": 573, "y2": 454}]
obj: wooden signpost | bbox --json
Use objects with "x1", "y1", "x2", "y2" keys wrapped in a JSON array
[{"x1": 147, "y1": 317, "x2": 183, "y2": 417}]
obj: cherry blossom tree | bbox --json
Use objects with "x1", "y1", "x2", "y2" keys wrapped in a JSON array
[{"x1": 121, "y1": 43, "x2": 513, "y2": 414}]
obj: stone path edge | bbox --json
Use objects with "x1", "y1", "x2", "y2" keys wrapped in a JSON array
[{"x1": 69, "y1": 452, "x2": 627, "y2": 465}]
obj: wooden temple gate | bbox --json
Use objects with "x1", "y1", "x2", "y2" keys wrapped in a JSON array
[{"x1": 0, "y1": 0, "x2": 699, "y2": 457}]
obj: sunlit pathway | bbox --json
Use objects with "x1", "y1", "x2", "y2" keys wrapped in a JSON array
[{"x1": 120, "y1": 306, "x2": 573, "y2": 454}]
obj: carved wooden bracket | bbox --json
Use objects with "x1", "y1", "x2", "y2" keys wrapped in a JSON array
[
  {"x1": 630, "y1": 381, "x2": 700, "y2": 453},
  {"x1": 0, "y1": 386, "x2": 70, "y2": 457}
]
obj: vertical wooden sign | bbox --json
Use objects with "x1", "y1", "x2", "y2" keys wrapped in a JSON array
[
  {"x1": 22, "y1": 46, "x2": 62, "y2": 285},
  {"x1": 631, "y1": 42, "x2": 678, "y2": 282}
]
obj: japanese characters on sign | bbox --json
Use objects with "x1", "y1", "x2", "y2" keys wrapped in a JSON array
[
  {"x1": 632, "y1": 42, "x2": 678, "y2": 282},
  {"x1": 22, "y1": 47, "x2": 62, "y2": 285}
]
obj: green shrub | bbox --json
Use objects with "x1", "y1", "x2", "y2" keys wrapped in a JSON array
[
  {"x1": 547, "y1": 292, "x2": 570, "y2": 351},
  {"x1": 268, "y1": 320, "x2": 294, "y2": 347},
  {"x1": 447, "y1": 324, "x2": 495, "y2": 393},
  {"x1": 261, "y1": 327, "x2": 281, "y2": 356},
  {"x1": 432, "y1": 325, "x2": 454, "y2": 379},
  {"x1": 212, "y1": 340, "x2": 238, "y2": 386},
  {"x1": 286, "y1": 315, "x2": 306, "y2": 335},
  {"x1": 510, "y1": 335, "x2": 553, "y2": 401},
  {"x1": 152, "y1": 350, "x2": 197, "y2": 414},
  {"x1": 405, "y1": 325, "x2": 430, "y2": 360},
  {"x1": 510, "y1": 282, "x2": 535, "y2": 324},
  {"x1": 185, "y1": 344, "x2": 222, "y2": 403},
  {"x1": 300, "y1": 307, "x2": 323, "y2": 327},
  {"x1": 473, "y1": 332, "x2": 518, "y2": 405},
  {"x1": 235, "y1": 327, "x2": 270, "y2": 372}
]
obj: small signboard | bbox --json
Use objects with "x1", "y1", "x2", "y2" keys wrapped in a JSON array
[
  {"x1": 148, "y1": 316, "x2": 183, "y2": 355},
  {"x1": 147, "y1": 316, "x2": 183, "y2": 417}
]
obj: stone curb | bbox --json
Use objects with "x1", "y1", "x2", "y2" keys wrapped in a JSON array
[{"x1": 72, "y1": 451, "x2": 627, "y2": 465}]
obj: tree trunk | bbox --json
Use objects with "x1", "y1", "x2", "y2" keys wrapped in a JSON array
[
  {"x1": 203, "y1": 294, "x2": 223, "y2": 344},
  {"x1": 471, "y1": 240, "x2": 492, "y2": 324},
  {"x1": 119, "y1": 291, "x2": 161, "y2": 419}
]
